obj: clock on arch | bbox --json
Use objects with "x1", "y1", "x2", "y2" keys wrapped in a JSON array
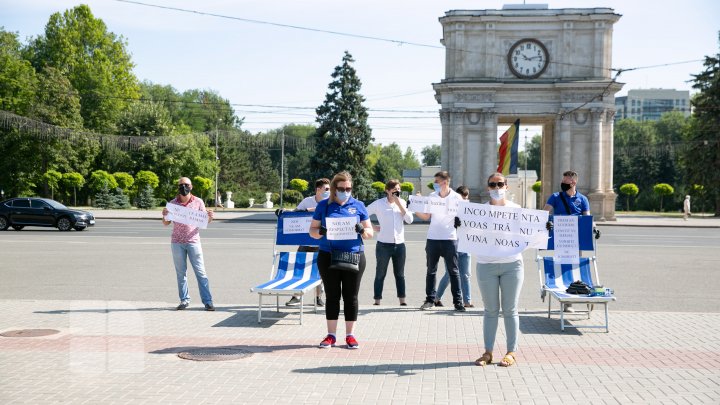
[{"x1": 507, "y1": 38, "x2": 549, "y2": 79}]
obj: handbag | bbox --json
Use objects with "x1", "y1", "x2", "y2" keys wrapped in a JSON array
[
  {"x1": 323, "y1": 201, "x2": 362, "y2": 273},
  {"x1": 566, "y1": 280, "x2": 592, "y2": 295},
  {"x1": 329, "y1": 250, "x2": 361, "y2": 273}
]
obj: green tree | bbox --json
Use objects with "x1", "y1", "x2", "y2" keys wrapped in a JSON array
[
  {"x1": 684, "y1": 33, "x2": 720, "y2": 216},
  {"x1": 192, "y1": 176, "x2": 213, "y2": 201},
  {"x1": 0, "y1": 29, "x2": 37, "y2": 114},
  {"x1": 400, "y1": 182, "x2": 414, "y2": 194},
  {"x1": 289, "y1": 178, "x2": 309, "y2": 193},
  {"x1": 402, "y1": 147, "x2": 421, "y2": 171},
  {"x1": 421, "y1": 144, "x2": 441, "y2": 166},
  {"x1": 26, "y1": 4, "x2": 140, "y2": 131},
  {"x1": 653, "y1": 183, "x2": 674, "y2": 211},
  {"x1": 525, "y1": 134, "x2": 542, "y2": 176},
  {"x1": 135, "y1": 170, "x2": 159, "y2": 190},
  {"x1": 371, "y1": 181, "x2": 386, "y2": 195},
  {"x1": 62, "y1": 172, "x2": 85, "y2": 206},
  {"x1": 93, "y1": 184, "x2": 113, "y2": 209},
  {"x1": 117, "y1": 101, "x2": 174, "y2": 137},
  {"x1": 619, "y1": 183, "x2": 639, "y2": 211},
  {"x1": 113, "y1": 172, "x2": 134, "y2": 193},
  {"x1": 89, "y1": 170, "x2": 118, "y2": 193},
  {"x1": 43, "y1": 169, "x2": 62, "y2": 200},
  {"x1": 136, "y1": 184, "x2": 156, "y2": 209},
  {"x1": 311, "y1": 51, "x2": 374, "y2": 200}
]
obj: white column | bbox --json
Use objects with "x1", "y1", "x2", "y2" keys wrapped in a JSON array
[{"x1": 590, "y1": 109, "x2": 605, "y2": 193}]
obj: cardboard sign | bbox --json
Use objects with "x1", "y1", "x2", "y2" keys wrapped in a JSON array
[
  {"x1": 165, "y1": 203, "x2": 209, "y2": 229},
  {"x1": 325, "y1": 216, "x2": 359, "y2": 240},
  {"x1": 282, "y1": 215, "x2": 313, "y2": 234},
  {"x1": 457, "y1": 201, "x2": 549, "y2": 257},
  {"x1": 553, "y1": 215, "x2": 580, "y2": 264},
  {"x1": 408, "y1": 195, "x2": 460, "y2": 215}
]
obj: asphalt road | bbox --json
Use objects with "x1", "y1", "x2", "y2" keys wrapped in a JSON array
[{"x1": 1, "y1": 220, "x2": 719, "y2": 312}]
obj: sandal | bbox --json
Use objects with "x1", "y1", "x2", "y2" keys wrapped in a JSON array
[
  {"x1": 474, "y1": 352, "x2": 493, "y2": 366},
  {"x1": 499, "y1": 352, "x2": 516, "y2": 367}
]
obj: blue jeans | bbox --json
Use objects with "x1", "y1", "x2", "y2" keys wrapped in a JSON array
[
  {"x1": 437, "y1": 252, "x2": 471, "y2": 304},
  {"x1": 424, "y1": 240, "x2": 462, "y2": 305},
  {"x1": 373, "y1": 242, "x2": 406, "y2": 299},
  {"x1": 171, "y1": 243, "x2": 213, "y2": 305},
  {"x1": 475, "y1": 260, "x2": 524, "y2": 352}
]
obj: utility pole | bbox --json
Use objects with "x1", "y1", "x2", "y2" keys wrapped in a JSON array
[
  {"x1": 279, "y1": 131, "x2": 285, "y2": 207},
  {"x1": 214, "y1": 123, "x2": 220, "y2": 208}
]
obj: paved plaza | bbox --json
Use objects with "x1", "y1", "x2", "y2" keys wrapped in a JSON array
[{"x1": 1, "y1": 212, "x2": 719, "y2": 404}]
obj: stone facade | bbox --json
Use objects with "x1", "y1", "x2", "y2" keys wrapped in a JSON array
[{"x1": 433, "y1": 6, "x2": 623, "y2": 220}]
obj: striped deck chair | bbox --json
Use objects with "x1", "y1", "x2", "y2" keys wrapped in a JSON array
[
  {"x1": 536, "y1": 215, "x2": 616, "y2": 332},
  {"x1": 250, "y1": 211, "x2": 321, "y2": 324}
]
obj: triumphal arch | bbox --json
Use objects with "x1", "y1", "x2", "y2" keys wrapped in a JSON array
[{"x1": 433, "y1": 5, "x2": 622, "y2": 220}]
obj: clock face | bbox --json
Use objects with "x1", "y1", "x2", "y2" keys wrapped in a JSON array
[{"x1": 508, "y1": 39, "x2": 549, "y2": 79}]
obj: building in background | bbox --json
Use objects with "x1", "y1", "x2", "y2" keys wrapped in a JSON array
[{"x1": 615, "y1": 89, "x2": 690, "y2": 122}]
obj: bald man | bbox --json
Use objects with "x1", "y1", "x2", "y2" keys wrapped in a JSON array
[{"x1": 162, "y1": 177, "x2": 216, "y2": 311}]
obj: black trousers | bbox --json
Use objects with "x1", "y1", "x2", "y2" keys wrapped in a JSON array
[{"x1": 318, "y1": 251, "x2": 366, "y2": 321}]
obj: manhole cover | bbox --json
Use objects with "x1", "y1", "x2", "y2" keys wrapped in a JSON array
[
  {"x1": 178, "y1": 347, "x2": 253, "y2": 361},
  {"x1": 1, "y1": 329, "x2": 60, "y2": 338}
]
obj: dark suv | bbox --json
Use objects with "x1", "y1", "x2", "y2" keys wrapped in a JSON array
[{"x1": 0, "y1": 198, "x2": 95, "y2": 231}]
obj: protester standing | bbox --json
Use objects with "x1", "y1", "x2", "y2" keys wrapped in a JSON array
[
  {"x1": 435, "y1": 185, "x2": 473, "y2": 308},
  {"x1": 162, "y1": 177, "x2": 215, "y2": 311},
  {"x1": 309, "y1": 171, "x2": 373, "y2": 349},
  {"x1": 366, "y1": 179, "x2": 412, "y2": 306}
]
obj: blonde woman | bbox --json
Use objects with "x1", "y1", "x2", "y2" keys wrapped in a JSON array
[{"x1": 474, "y1": 173, "x2": 523, "y2": 367}]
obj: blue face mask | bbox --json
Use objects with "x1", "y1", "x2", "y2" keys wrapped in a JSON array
[
  {"x1": 336, "y1": 191, "x2": 350, "y2": 201},
  {"x1": 321, "y1": 191, "x2": 330, "y2": 199},
  {"x1": 432, "y1": 183, "x2": 441, "y2": 193}
]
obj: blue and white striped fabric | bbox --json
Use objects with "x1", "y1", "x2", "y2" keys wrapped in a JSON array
[
  {"x1": 542, "y1": 257, "x2": 594, "y2": 292},
  {"x1": 253, "y1": 252, "x2": 320, "y2": 292}
]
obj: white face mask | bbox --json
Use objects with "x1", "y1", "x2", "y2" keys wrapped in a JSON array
[{"x1": 489, "y1": 188, "x2": 506, "y2": 201}]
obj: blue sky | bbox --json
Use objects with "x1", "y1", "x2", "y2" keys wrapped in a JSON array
[{"x1": 2, "y1": 0, "x2": 718, "y2": 156}]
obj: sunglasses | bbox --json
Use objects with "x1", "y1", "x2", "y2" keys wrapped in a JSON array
[
  {"x1": 336, "y1": 187, "x2": 352, "y2": 192},
  {"x1": 487, "y1": 182, "x2": 505, "y2": 188}
]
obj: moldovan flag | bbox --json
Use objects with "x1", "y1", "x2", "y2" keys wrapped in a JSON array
[{"x1": 497, "y1": 119, "x2": 520, "y2": 175}]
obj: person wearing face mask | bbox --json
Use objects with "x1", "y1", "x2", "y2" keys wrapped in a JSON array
[
  {"x1": 162, "y1": 177, "x2": 216, "y2": 311},
  {"x1": 414, "y1": 171, "x2": 465, "y2": 312},
  {"x1": 284, "y1": 178, "x2": 331, "y2": 307},
  {"x1": 435, "y1": 185, "x2": 474, "y2": 308},
  {"x1": 472, "y1": 173, "x2": 523, "y2": 367},
  {"x1": 366, "y1": 179, "x2": 413, "y2": 306},
  {"x1": 543, "y1": 170, "x2": 591, "y2": 313},
  {"x1": 310, "y1": 171, "x2": 373, "y2": 349}
]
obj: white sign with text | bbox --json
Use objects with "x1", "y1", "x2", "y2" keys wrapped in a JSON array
[
  {"x1": 408, "y1": 195, "x2": 460, "y2": 215},
  {"x1": 282, "y1": 216, "x2": 313, "y2": 235},
  {"x1": 165, "y1": 203, "x2": 209, "y2": 229},
  {"x1": 325, "y1": 216, "x2": 359, "y2": 240},
  {"x1": 552, "y1": 216, "x2": 580, "y2": 264},
  {"x1": 457, "y1": 202, "x2": 549, "y2": 257}
]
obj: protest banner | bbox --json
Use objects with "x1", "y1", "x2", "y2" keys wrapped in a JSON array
[
  {"x1": 165, "y1": 203, "x2": 209, "y2": 229},
  {"x1": 282, "y1": 214, "x2": 313, "y2": 235},
  {"x1": 552, "y1": 216, "x2": 580, "y2": 263},
  {"x1": 457, "y1": 201, "x2": 549, "y2": 257},
  {"x1": 408, "y1": 195, "x2": 461, "y2": 215},
  {"x1": 326, "y1": 216, "x2": 359, "y2": 240}
]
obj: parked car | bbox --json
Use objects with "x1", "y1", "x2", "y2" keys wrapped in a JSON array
[{"x1": 0, "y1": 198, "x2": 95, "y2": 231}]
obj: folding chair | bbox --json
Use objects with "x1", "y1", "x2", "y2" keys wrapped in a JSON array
[
  {"x1": 536, "y1": 215, "x2": 616, "y2": 332},
  {"x1": 250, "y1": 211, "x2": 322, "y2": 324}
]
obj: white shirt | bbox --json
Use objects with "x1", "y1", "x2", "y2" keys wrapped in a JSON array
[
  {"x1": 367, "y1": 197, "x2": 413, "y2": 244},
  {"x1": 475, "y1": 200, "x2": 524, "y2": 264},
  {"x1": 426, "y1": 189, "x2": 462, "y2": 240},
  {"x1": 296, "y1": 195, "x2": 324, "y2": 211}
]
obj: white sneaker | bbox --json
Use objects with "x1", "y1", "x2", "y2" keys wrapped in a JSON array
[{"x1": 285, "y1": 296, "x2": 301, "y2": 306}]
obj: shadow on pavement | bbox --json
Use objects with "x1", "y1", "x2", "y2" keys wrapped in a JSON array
[
  {"x1": 293, "y1": 361, "x2": 477, "y2": 376},
  {"x1": 519, "y1": 312, "x2": 584, "y2": 335},
  {"x1": 150, "y1": 344, "x2": 308, "y2": 355}
]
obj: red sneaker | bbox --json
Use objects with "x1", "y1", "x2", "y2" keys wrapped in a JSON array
[
  {"x1": 319, "y1": 334, "x2": 336, "y2": 348},
  {"x1": 345, "y1": 335, "x2": 359, "y2": 349}
]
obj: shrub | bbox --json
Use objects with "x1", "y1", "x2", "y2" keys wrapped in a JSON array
[
  {"x1": 653, "y1": 183, "x2": 674, "y2": 211},
  {"x1": 283, "y1": 189, "x2": 303, "y2": 205},
  {"x1": 619, "y1": 183, "x2": 639, "y2": 211},
  {"x1": 288, "y1": 178, "x2": 309, "y2": 193},
  {"x1": 136, "y1": 184, "x2": 157, "y2": 209},
  {"x1": 531, "y1": 181, "x2": 542, "y2": 193},
  {"x1": 371, "y1": 181, "x2": 385, "y2": 194},
  {"x1": 400, "y1": 182, "x2": 414, "y2": 194}
]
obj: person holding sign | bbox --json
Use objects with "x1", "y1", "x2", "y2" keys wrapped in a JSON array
[
  {"x1": 415, "y1": 171, "x2": 465, "y2": 312},
  {"x1": 543, "y1": 170, "x2": 593, "y2": 312},
  {"x1": 309, "y1": 171, "x2": 373, "y2": 349},
  {"x1": 162, "y1": 177, "x2": 215, "y2": 311},
  {"x1": 435, "y1": 185, "x2": 473, "y2": 308},
  {"x1": 283, "y1": 178, "x2": 330, "y2": 307},
  {"x1": 471, "y1": 173, "x2": 523, "y2": 367},
  {"x1": 366, "y1": 179, "x2": 413, "y2": 306}
]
